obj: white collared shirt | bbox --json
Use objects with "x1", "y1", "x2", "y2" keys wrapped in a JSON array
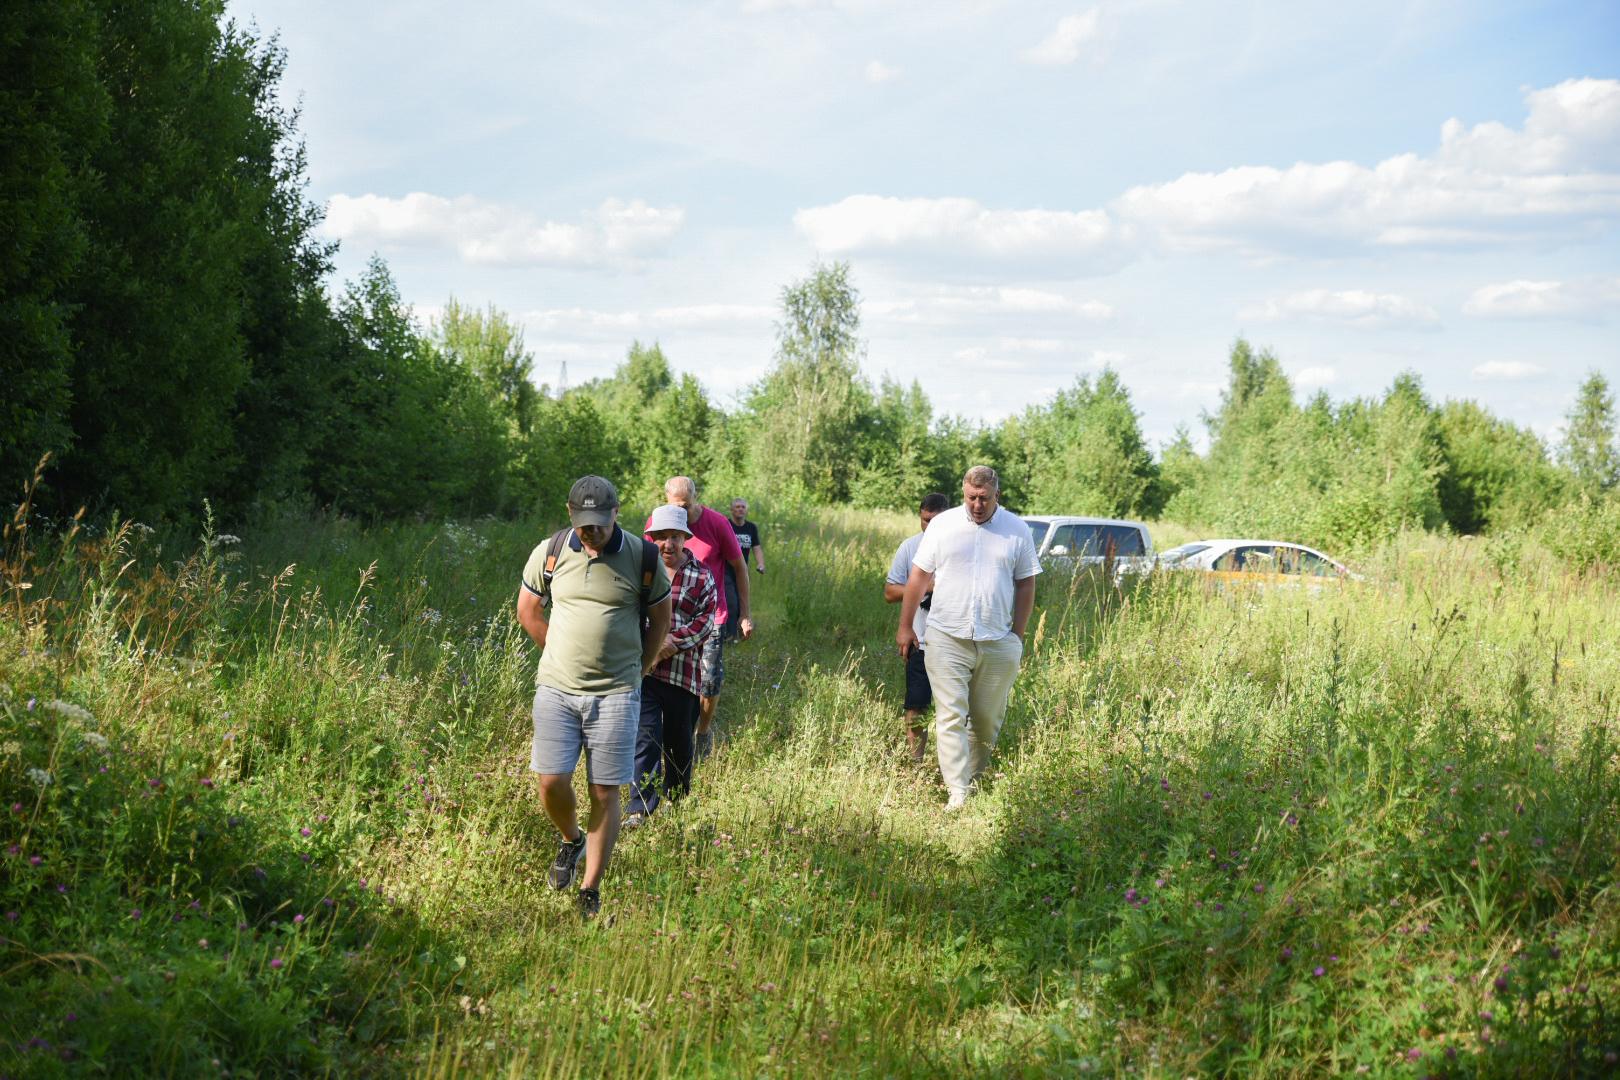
[{"x1": 912, "y1": 505, "x2": 1041, "y2": 641}]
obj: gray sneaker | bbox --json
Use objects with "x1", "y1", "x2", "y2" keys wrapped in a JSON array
[
  {"x1": 547, "y1": 833, "x2": 586, "y2": 890},
  {"x1": 622, "y1": 811, "x2": 647, "y2": 831},
  {"x1": 694, "y1": 729, "x2": 713, "y2": 761}
]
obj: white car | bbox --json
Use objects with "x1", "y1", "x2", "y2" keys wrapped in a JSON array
[
  {"x1": 1158, "y1": 538, "x2": 1357, "y2": 587},
  {"x1": 1022, "y1": 516, "x2": 1156, "y2": 574}
]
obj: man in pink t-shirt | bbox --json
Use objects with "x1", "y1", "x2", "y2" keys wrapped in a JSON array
[{"x1": 650, "y1": 477, "x2": 754, "y2": 757}]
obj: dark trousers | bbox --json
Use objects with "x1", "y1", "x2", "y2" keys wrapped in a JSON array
[
  {"x1": 723, "y1": 571, "x2": 741, "y2": 643},
  {"x1": 628, "y1": 676, "x2": 700, "y2": 815}
]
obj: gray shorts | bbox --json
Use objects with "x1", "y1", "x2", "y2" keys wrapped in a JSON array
[
  {"x1": 700, "y1": 632, "x2": 724, "y2": 698},
  {"x1": 530, "y1": 684, "x2": 640, "y2": 785}
]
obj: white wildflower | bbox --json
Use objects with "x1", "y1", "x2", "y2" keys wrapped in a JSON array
[
  {"x1": 216, "y1": 534, "x2": 242, "y2": 546},
  {"x1": 27, "y1": 766, "x2": 53, "y2": 787},
  {"x1": 82, "y1": 731, "x2": 110, "y2": 751},
  {"x1": 44, "y1": 700, "x2": 94, "y2": 724},
  {"x1": 421, "y1": 608, "x2": 443, "y2": 626}
]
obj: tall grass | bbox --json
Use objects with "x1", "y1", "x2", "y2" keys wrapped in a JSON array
[{"x1": 2, "y1": 497, "x2": 1616, "y2": 1076}]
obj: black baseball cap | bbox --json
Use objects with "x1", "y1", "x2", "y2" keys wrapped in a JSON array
[{"x1": 566, "y1": 475, "x2": 620, "y2": 526}]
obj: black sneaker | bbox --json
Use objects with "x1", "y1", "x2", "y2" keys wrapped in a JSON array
[
  {"x1": 577, "y1": 887, "x2": 601, "y2": 921},
  {"x1": 548, "y1": 833, "x2": 585, "y2": 890}
]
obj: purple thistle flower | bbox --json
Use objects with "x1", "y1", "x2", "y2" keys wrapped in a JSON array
[
  {"x1": 1124, "y1": 888, "x2": 1138, "y2": 902},
  {"x1": 200, "y1": 778, "x2": 214, "y2": 789},
  {"x1": 9, "y1": 802, "x2": 22, "y2": 815},
  {"x1": 4, "y1": 911, "x2": 17, "y2": 922},
  {"x1": 1407, "y1": 1047, "x2": 1421, "y2": 1062},
  {"x1": 147, "y1": 778, "x2": 160, "y2": 789},
  {"x1": 29, "y1": 855, "x2": 42, "y2": 866},
  {"x1": 56, "y1": 883, "x2": 67, "y2": 894},
  {"x1": 269, "y1": 957, "x2": 284, "y2": 970},
  {"x1": 1254, "y1": 883, "x2": 1265, "y2": 894},
  {"x1": 293, "y1": 914, "x2": 305, "y2": 924},
  {"x1": 1280, "y1": 947, "x2": 1293, "y2": 960},
  {"x1": 130, "y1": 908, "x2": 142, "y2": 920},
  {"x1": 299, "y1": 827, "x2": 311, "y2": 837},
  {"x1": 1313, "y1": 966, "x2": 1325, "y2": 977}
]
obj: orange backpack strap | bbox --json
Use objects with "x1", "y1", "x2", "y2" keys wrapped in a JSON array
[{"x1": 539, "y1": 528, "x2": 570, "y2": 605}]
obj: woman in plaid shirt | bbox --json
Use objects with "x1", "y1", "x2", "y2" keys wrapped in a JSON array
[{"x1": 625, "y1": 505, "x2": 719, "y2": 826}]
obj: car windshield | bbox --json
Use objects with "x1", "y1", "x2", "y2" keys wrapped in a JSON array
[
  {"x1": 1159, "y1": 543, "x2": 1210, "y2": 565},
  {"x1": 1026, "y1": 520, "x2": 1049, "y2": 547},
  {"x1": 1051, "y1": 523, "x2": 1147, "y2": 557}
]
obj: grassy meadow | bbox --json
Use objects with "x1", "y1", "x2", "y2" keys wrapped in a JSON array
[{"x1": 2, "y1": 503, "x2": 1617, "y2": 1077}]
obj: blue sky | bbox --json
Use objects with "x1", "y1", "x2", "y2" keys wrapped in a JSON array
[{"x1": 236, "y1": 0, "x2": 1619, "y2": 448}]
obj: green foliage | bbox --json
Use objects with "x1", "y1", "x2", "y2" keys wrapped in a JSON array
[
  {"x1": 998, "y1": 369, "x2": 1160, "y2": 517},
  {"x1": 310, "y1": 259, "x2": 507, "y2": 519},
  {"x1": 3, "y1": 505, "x2": 1617, "y2": 1075},
  {"x1": 0, "y1": 0, "x2": 104, "y2": 494},
  {"x1": 577, "y1": 342, "x2": 716, "y2": 503},
  {"x1": 1167, "y1": 342, "x2": 1451, "y2": 551},
  {"x1": 433, "y1": 297, "x2": 540, "y2": 439},
  {"x1": 1534, "y1": 493, "x2": 1620, "y2": 573},
  {"x1": 1560, "y1": 371, "x2": 1619, "y2": 497},
  {"x1": 1436, "y1": 400, "x2": 1564, "y2": 533},
  {"x1": 747, "y1": 262, "x2": 875, "y2": 503}
]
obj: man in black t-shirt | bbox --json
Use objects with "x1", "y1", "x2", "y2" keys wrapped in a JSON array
[{"x1": 725, "y1": 499, "x2": 764, "y2": 642}]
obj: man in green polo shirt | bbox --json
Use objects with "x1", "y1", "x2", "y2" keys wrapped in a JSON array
[{"x1": 516, "y1": 475, "x2": 672, "y2": 920}]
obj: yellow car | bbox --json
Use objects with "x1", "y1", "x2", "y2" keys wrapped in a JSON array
[{"x1": 1159, "y1": 539, "x2": 1357, "y2": 589}]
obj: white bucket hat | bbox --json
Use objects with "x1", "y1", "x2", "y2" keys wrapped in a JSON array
[{"x1": 645, "y1": 504, "x2": 692, "y2": 536}]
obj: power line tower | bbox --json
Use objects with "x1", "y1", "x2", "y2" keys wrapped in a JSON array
[{"x1": 556, "y1": 361, "x2": 568, "y2": 399}]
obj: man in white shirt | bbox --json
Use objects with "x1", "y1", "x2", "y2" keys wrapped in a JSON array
[{"x1": 897, "y1": 465, "x2": 1040, "y2": 810}]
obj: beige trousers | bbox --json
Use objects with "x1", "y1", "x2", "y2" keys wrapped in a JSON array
[{"x1": 924, "y1": 629, "x2": 1023, "y2": 797}]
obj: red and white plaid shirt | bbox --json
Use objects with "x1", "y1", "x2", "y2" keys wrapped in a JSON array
[{"x1": 651, "y1": 552, "x2": 716, "y2": 696}]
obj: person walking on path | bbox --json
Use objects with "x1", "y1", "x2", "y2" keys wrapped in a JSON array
[
  {"x1": 896, "y1": 466, "x2": 1039, "y2": 811},
  {"x1": 885, "y1": 492, "x2": 951, "y2": 763},
  {"x1": 724, "y1": 498, "x2": 764, "y2": 643},
  {"x1": 656, "y1": 477, "x2": 752, "y2": 759},
  {"x1": 625, "y1": 505, "x2": 718, "y2": 828},
  {"x1": 516, "y1": 476, "x2": 673, "y2": 919}
]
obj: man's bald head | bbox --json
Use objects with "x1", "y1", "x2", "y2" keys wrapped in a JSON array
[{"x1": 664, "y1": 476, "x2": 699, "y2": 513}]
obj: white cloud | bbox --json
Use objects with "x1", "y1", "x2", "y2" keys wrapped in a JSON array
[
  {"x1": 1471, "y1": 360, "x2": 1546, "y2": 381},
  {"x1": 865, "y1": 60, "x2": 901, "y2": 84},
  {"x1": 1242, "y1": 289, "x2": 1440, "y2": 329},
  {"x1": 322, "y1": 194, "x2": 684, "y2": 268},
  {"x1": 1462, "y1": 277, "x2": 1620, "y2": 320},
  {"x1": 522, "y1": 303, "x2": 773, "y2": 335},
  {"x1": 1292, "y1": 366, "x2": 1339, "y2": 389},
  {"x1": 793, "y1": 195, "x2": 1128, "y2": 269},
  {"x1": 866, "y1": 286, "x2": 1115, "y2": 324},
  {"x1": 1024, "y1": 10, "x2": 1102, "y2": 66},
  {"x1": 795, "y1": 81, "x2": 1620, "y2": 270},
  {"x1": 1118, "y1": 79, "x2": 1620, "y2": 255}
]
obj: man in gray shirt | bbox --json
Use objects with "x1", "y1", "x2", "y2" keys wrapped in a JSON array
[{"x1": 884, "y1": 492, "x2": 951, "y2": 763}]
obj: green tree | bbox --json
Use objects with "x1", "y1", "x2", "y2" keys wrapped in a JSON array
[
  {"x1": 747, "y1": 262, "x2": 873, "y2": 503},
  {"x1": 1436, "y1": 401, "x2": 1563, "y2": 533},
  {"x1": 1003, "y1": 369, "x2": 1159, "y2": 517},
  {"x1": 1561, "y1": 371, "x2": 1619, "y2": 496},
  {"x1": 312, "y1": 258, "x2": 503, "y2": 518},
  {"x1": 434, "y1": 298, "x2": 539, "y2": 438},
  {"x1": 0, "y1": 0, "x2": 105, "y2": 497}
]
